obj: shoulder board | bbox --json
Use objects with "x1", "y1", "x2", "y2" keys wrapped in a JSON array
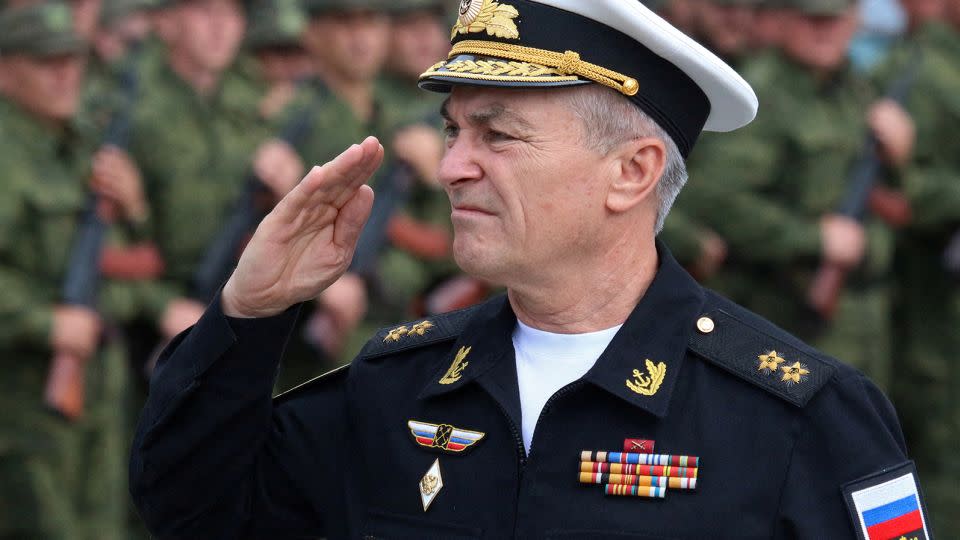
[
  {"x1": 356, "y1": 303, "x2": 485, "y2": 361},
  {"x1": 688, "y1": 293, "x2": 838, "y2": 407},
  {"x1": 273, "y1": 363, "x2": 349, "y2": 405}
]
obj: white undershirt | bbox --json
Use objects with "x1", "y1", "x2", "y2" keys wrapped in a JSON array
[{"x1": 512, "y1": 320, "x2": 622, "y2": 453}]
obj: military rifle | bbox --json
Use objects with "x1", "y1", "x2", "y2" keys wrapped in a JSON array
[
  {"x1": 45, "y1": 43, "x2": 143, "y2": 421},
  {"x1": 350, "y1": 161, "x2": 415, "y2": 280},
  {"x1": 807, "y1": 49, "x2": 922, "y2": 320}
]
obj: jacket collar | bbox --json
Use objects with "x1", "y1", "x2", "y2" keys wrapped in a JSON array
[{"x1": 419, "y1": 241, "x2": 706, "y2": 419}]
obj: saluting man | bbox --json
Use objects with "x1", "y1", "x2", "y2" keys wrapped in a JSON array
[{"x1": 129, "y1": 0, "x2": 929, "y2": 538}]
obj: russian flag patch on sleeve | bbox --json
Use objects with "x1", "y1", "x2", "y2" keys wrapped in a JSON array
[{"x1": 843, "y1": 462, "x2": 931, "y2": 540}]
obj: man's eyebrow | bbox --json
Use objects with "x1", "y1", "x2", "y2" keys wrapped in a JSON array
[
  {"x1": 440, "y1": 98, "x2": 453, "y2": 123},
  {"x1": 439, "y1": 99, "x2": 534, "y2": 131}
]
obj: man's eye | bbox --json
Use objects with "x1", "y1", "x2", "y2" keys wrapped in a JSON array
[
  {"x1": 443, "y1": 124, "x2": 460, "y2": 140},
  {"x1": 485, "y1": 130, "x2": 515, "y2": 143}
]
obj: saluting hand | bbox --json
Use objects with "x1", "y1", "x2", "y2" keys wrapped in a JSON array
[{"x1": 221, "y1": 137, "x2": 382, "y2": 319}]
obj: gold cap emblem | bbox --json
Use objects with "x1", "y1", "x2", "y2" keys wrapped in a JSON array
[{"x1": 451, "y1": 0, "x2": 520, "y2": 40}]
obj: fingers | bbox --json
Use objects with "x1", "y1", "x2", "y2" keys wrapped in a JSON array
[
  {"x1": 333, "y1": 184, "x2": 375, "y2": 249},
  {"x1": 274, "y1": 137, "x2": 383, "y2": 222}
]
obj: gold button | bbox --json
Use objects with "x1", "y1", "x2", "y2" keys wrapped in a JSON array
[{"x1": 696, "y1": 317, "x2": 715, "y2": 334}]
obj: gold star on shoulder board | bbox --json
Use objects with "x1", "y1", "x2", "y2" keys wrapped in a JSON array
[
  {"x1": 781, "y1": 362, "x2": 810, "y2": 385},
  {"x1": 409, "y1": 321, "x2": 435, "y2": 337},
  {"x1": 758, "y1": 351, "x2": 787, "y2": 373},
  {"x1": 384, "y1": 325, "x2": 410, "y2": 343}
]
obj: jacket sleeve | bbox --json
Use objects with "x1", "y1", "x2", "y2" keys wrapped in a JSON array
[
  {"x1": 128, "y1": 291, "x2": 349, "y2": 539},
  {"x1": 774, "y1": 371, "x2": 912, "y2": 538}
]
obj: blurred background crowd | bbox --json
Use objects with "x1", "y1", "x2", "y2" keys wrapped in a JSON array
[{"x1": 0, "y1": 0, "x2": 956, "y2": 536}]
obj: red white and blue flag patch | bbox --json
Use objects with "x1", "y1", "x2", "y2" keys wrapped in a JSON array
[
  {"x1": 843, "y1": 462, "x2": 930, "y2": 540},
  {"x1": 408, "y1": 420, "x2": 485, "y2": 454}
]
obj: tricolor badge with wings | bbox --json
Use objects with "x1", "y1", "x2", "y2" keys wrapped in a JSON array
[{"x1": 408, "y1": 420, "x2": 485, "y2": 454}]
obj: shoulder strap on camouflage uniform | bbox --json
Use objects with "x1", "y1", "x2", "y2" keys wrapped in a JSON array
[
  {"x1": 688, "y1": 294, "x2": 837, "y2": 407},
  {"x1": 356, "y1": 302, "x2": 486, "y2": 361}
]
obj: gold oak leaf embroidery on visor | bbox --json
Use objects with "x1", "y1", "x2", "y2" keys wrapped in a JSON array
[{"x1": 626, "y1": 359, "x2": 667, "y2": 396}]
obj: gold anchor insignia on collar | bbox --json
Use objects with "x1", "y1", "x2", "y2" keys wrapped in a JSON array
[
  {"x1": 625, "y1": 359, "x2": 667, "y2": 396},
  {"x1": 384, "y1": 325, "x2": 409, "y2": 343},
  {"x1": 758, "y1": 351, "x2": 787, "y2": 373},
  {"x1": 780, "y1": 362, "x2": 810, "y2": 385},
  {"x1": 452, "y1": 0, "x2": 520, "y2": 40},
  {"x1": 439, "y1": 346, "x2": 471, "y2": 385}
]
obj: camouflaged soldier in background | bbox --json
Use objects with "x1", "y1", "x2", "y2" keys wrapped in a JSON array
[
  {"x1": 662, "y1": 0, "x2": 762, "y2": 280},
  {"x1": 245, "y1": 0, "x2": 312, "y2": 120},
  {"x1": 875, "y1": 0, "x2": 960, "y2": 534},
  {"x1": 683, "y1": 0, "x2": 906, "y2": 391},
  {"x1": 270, "y1": 0, "x2": 436, "y2": 389},
  {"x1": 0, "y1": 3, "x2": 129, "y2": 538},
  {"x1": 123, "y1": 0, "x2": 272, "y2": 338},
  {"x1": 378, "y1": 0, "x2": 478, "y2": 322}
]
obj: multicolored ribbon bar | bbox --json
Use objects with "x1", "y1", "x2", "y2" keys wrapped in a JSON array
[
  {"x1": 604, "y1": 484, "x2": 667, "y2": 498},
  {"x1": 580, "y1": 472, "x2": 697, "y2": 489},
  {"x1": 579, "y1": 461, "x2": 698, "y2": 478},
  {"x1": 580, "y1": 450, "x2": 699, "y2": 468}
]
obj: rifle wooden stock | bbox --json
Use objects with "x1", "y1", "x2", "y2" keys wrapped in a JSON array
[
  {"x1": 807, "y1": 263, "x2": 847, "y2": 321},
  {"x1": 100, "y1": 243, "x2": 165, "y2": 280},
  {"x1": 420, "y1": 275, "x2": 490, "y2": 317},
  {"x1": 868, "y1": 186, "x2": 913, "y2": 228},
  {"x1": 387, "y1": 214, "x2": 451, "y2": 260},
  {"x1": 44, "y1": 351, "x2": 86, "y2": 422}
]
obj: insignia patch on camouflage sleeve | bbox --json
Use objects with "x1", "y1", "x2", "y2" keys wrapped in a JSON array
[{"x1": 843, "y1": 461, "x2": 930, "y2": 540}]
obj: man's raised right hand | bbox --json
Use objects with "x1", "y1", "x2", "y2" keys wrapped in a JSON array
[{"x1": 222, "y1": 137, "x2": 382, "y2": 319}]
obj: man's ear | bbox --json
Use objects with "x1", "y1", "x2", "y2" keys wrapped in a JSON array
[{"x1": 605, "y1": 136, "x2": 666, "y2": 214}]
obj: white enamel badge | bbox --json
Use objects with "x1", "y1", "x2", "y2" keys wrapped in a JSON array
[{"x1": 419, "y1": 458, "x2": 444, "y2": 512}]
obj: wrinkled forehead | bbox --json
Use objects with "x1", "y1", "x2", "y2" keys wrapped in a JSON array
[{"x1": 441, "y1": 85, "x2": 574, "y2": 127}]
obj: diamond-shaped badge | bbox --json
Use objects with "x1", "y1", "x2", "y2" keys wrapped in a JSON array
[{"x1": 419, "y1": 458, "x2": 444, "y2": 512}]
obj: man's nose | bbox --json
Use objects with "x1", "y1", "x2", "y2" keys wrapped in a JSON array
[{"x1": 438, "y1": 136, "x2": 483, "y2": 189}]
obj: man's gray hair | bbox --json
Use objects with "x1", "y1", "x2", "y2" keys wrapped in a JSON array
[{"x1": 562, "y1": 85, "x2": 689, "y2": 234}]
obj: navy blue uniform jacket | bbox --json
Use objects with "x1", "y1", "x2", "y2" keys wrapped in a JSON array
[{"x1": 129, "y1": 247, "x2": 914, "y2": 539}]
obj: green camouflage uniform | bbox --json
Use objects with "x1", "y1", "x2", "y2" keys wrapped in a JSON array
[
  {"x1": 876, "y1": 21, "x2": 960, "y2": 537},
  {"x1": 686, "y1": 45, "x2": 895, "y2": 388},
  {"x1": 377, "y1": 0, "x2": 459, "y2": 314},
  {"x1": 270, "y1": 0, "x2": 424, "y2": 389},
  {"x1": 0, "y1": 4, "x2": 128, "y2": 538},
  {"x1": 128, "y1": 55, "x2": 270, "y2": 320}
]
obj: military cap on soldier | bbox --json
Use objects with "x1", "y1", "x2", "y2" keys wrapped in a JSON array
[
  {"x1": 246, "y1": 0, "x2": 307, "y2": 50},
  {"x1": 709, "y1": 0, "x2": 763, "y2": 6},
  {"x1": 99, "y1": 0, "x2": 164, "y2": 26},
  {"x1": 301, "y1": 0, "x2": 390, "y2": 15},
  {"x1": 419, "y1": 0, "x2": 757, "y2": 157},
  {"x1": 786, "y1": 0, "x2": 856, "y2": 14},
  {"x1": 0, "y1": 1, "x2": 86, "y2": 56},
  {"x1": 384, "y1": 0, "x2": 448, "y2": 14}
]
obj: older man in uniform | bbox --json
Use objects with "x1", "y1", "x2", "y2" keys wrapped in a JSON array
[{"x1": 130, "y1": 1, "x2": 928, "y2": 538}]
